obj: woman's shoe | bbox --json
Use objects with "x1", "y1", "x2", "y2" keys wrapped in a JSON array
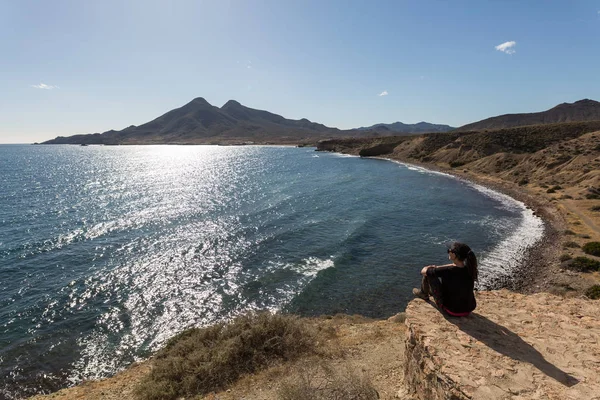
[{"x1": 412, "y1": 288, "x2": 429, "y2": 300}]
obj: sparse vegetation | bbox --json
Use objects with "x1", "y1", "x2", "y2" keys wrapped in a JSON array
[
  {"x1": 580, "y1": 234, "x2": 591, "y2": 239},
  {"x1": 582, "y1": 242, "x2": 600, "y2": 257},
  {"x1": 449, "y1": 160, "x2": 465, "y2": 168},
  {"x1": 567, "y1": 257, "x2": 600, "y2": 272},
  {"x1": 564, "y1": 230, "x2": 576, "y2": 235},
  {"x1": 591, "y1": 205, "x2": 600, "y2": 212},
  {"x1": 518, "y1": 178, "x2": 529, "y2": 186},
  {"x1": 585, "y1": 285, "x2": 600, "y2": 300},
  {"x1": 278, "y1": 362, "x2": 379, "y2": 400},
  {"x1": 563, "y1": 241, "x2": 580, "y2": 248},
  {"x1": 559, "y1": 254, "x2": 572, "y2": 262},
  {"x1": 136, "y1": 313, "x2": 320, "y2": 400}
]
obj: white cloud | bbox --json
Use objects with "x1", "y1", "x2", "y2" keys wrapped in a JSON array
[
  {"x1": 31, "y1": 83, "x2": 59, "y2": 89},
  {"x1": 495, "y1": 41, "x2": 516, "y2": 54},
  {"x1": 378, "y1": 90, "x2": 388, "y2": 96}
]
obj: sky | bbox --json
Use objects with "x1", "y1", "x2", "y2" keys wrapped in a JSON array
[{"x1": 1, "y1": 0, "x2": 600, "y2": 143}]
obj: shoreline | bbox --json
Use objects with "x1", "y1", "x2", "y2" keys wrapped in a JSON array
[{"x1": 367, "y1": 154, "x2": 567, "y2": 296}]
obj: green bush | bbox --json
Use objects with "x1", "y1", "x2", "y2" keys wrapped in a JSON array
[
  {"x1": 518, "y1": 178, "x2": 529, "y2": 186},
  {"x1": 564, "y1": 230, "x2": 576, "y2": 235},
  {"x1": 568, "y1": 257, "x2": 600, "y2": 272},
  {"x1": 582, "y1": 242, "x2": 600, "y2": 256},
  {"x1": 585, "y1": 285, "x2": 600, "y2": 300},
  {"x1": 590, "y1": 205, "x2": 600, "y2": 212},
  {"x1": 449, "y1": 161, "x2": 465, "y2": 168},
  {"x1": 559, "y1": 254, "x2": 572, "y2": 262},
  {"x1": 546, "y1": 188, "x2": 556, "y2": 193},
  {"x1": 563, "y1": 241, "x2": 580, "y2": 248},
  {"x1": 136, "y1": 313, "x2": 318, "y2": 400}
]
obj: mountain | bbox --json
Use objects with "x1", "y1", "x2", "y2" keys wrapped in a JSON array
[
  {"x1": 42, "y1": 98, "x2": 347, "y2": 145},
  {"x1": 457, "y1": 99, "x2": 600, "y2": 131},
  {"x1": 355, "y1": 121, "x2": 455, "y2": 134}
]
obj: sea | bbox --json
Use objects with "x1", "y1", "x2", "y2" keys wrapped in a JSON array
[{"x1": 0, "y1": 144, "x2": 544, "y2": 398}]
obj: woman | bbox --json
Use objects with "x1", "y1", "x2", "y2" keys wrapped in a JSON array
[{"x1": 412, "y1": 242, "x2": 478, "y2": 317}]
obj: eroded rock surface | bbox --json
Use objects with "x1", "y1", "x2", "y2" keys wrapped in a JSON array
[{"x1": 404, "y1": 289, "x2": 600, "y2": 400}]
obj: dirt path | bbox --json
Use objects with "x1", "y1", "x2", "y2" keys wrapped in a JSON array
[{"x1": 563, "y1": 200, "x2": 600, "y2": 236}]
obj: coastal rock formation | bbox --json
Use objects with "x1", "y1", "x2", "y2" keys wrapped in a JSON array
[{"x1": 404, "y1": 289, "x2": 600, "y2": 400}]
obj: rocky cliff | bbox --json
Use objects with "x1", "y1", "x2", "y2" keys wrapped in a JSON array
[{"x1": 404, "y1": 290, "x2": 600, "y2": 400}]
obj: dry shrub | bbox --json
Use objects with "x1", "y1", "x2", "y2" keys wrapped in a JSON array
[
  {"x1": 136, "y1": 312, "x2": 318, "y2": 400},
  {"x1": 585, "y1": 285, "x2": 600, "y2": 300},
  {"x1": 582, "y1": 242, "x2": 600, "y2": 256},
  {"x1": 567, "y1": 257, "x2": 600, "y2": 272},
  {"x1": 278, "y1": 361, "x2": 378, "y2": 400}
]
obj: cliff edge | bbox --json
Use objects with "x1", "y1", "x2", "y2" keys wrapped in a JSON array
[{"x1": 404, "y1": 289, "x2": 600, "y2": 400}]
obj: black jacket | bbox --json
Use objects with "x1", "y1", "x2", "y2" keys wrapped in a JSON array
[{"x1": 427, "y1": 265, "x2": 476, "y2": 313}]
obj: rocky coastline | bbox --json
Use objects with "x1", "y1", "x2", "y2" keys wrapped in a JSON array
[{"x1": 28, "y1": 136, "x2": 600, "y2": 400}]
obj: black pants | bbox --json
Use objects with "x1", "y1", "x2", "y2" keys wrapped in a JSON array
[{"x1": 421, "y1": 275, "x2": 443, "y2": 308}]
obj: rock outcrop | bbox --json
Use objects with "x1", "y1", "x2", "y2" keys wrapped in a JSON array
[{"x1": 404, "y1": 290, "x2": 599, "y2": 400}]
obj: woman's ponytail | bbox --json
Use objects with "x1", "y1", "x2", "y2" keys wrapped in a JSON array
[
  {"x1": 451, "y1": 242, "x2": 478, "y2": 282},
  {"x1": 465, "y1": 249, "x2": 478, "y2": 282}
]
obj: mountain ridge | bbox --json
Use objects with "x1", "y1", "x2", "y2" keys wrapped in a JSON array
[
  {"x1": 355, "y1": 121, "x2": 455, "y2": 133},
  {"x1": 457, "y1": 99, "x2": 600, "y2": 131}
]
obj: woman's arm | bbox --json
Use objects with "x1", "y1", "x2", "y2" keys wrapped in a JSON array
[
  {"x1": 420, "y1": 265, "x2": 435, "y2": 275},
  {"x1": 421, "y1": 263, "x2": 455, "y2": 276}
]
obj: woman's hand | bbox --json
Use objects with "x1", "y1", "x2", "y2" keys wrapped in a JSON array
[{"x1": 420, "y1": 265, "x2": 435, "y2": 276}]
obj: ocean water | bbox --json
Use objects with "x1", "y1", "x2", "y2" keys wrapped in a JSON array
[{"x1": 0, "y1": 144, "x2": 543, "y2": 398}]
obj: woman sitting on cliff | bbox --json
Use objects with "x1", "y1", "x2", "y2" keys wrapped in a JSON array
[{"x1": 412, "y1": 242, "x2": 478, "y2": 317}]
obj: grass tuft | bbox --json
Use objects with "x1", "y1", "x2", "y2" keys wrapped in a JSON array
[
  {"x1": 563, "y1": 241, "x2": 580, "y2": 249},
  {"x1": 136, "y1": 312, "x2": 318, "y2": 400}
]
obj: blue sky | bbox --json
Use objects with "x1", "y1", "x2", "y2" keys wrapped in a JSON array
[{"x1": 1, "y1": 0, "x2": 599, "y2": 143}]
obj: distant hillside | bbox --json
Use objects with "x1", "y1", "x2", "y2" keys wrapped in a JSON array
[
  {"x1": 356, "y1": 121, "x2": 454, "y2": 134},
  {"x1": 458, "y1": 99, "x2": 600, "y2": 131},
  {"x1": 42, "y1": 98, "x2": 360, "y2": 145},
  {"x1": 317, "y1": 120, "x2": 600, "y2": 189}
]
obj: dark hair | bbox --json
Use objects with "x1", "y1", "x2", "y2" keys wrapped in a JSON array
[{"x1": 449, "y1": 242, "x2": 478, "y2": 282}]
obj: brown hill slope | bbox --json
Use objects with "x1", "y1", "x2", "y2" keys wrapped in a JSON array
[
  {"x1": 458, "y1": 99, "x2": 600, "y2": 131},
  {"x1": 318, "y1": 121, "x2": 600, "y2": 190}
]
